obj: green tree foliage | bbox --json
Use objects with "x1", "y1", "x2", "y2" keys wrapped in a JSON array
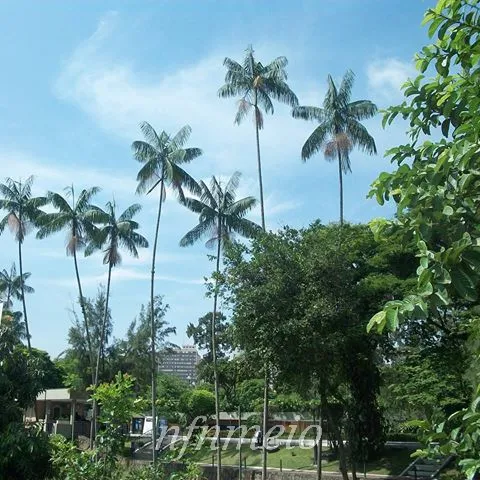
[
  {"x1": 91, "y1": 373, "x2": 145, "y2": 468},
  {"x1": 51, "y1": 374, "x2": 145, "y2": 480},
  {"x1": 380, "y1": 309, "x2": 471, "y2": 429},
  {"x1": 179, "y1": 388, "x2": 216, "y2": 424},
  {"x1": 225, "y1": 223, "x2": 416, "y2": 479},
  {"x1": 0, "y1": 176, "x2": 46, "y2": 350},
  {"x1": 156, "y1": 373, "x2": 191, "y2": 422},
  {"x1": 58, "y1": 286, "x2": 113, "y2": 391},
  {"x1": 292, "y1": 71, "x2": 377, "y2": 225},
  {"x1": 0, "y1": 320, "x2": 55, "y2": 479},
  {"x1": 218, "y1": 46, "x2": 298, "y2": 230},
  {"x1": 367, "y1": 0, "x2": 480, "y2": 334},
  {"x1": 236, "y1": 378, "x2": 265, "y2": 412},
  {"x1": 187, "y1": 311, "x2": 236, "y2": 388},
  {"x1": 187, "y1": 311, "x2": 232, "y2": 360},
  {"x1": 365, "y1": 1, "x2": 480, "y2": 476},
  {"x1": 109, "y1": 296, "x2": 175, "y2": 394}
]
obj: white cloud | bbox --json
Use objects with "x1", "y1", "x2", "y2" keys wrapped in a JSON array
[
  {"x1": 53, "y1": 13, "x2": 321, "y2": 179},
  {"x1": 43, "y1": 267, "x2": 203, "y2": 287},
  {"x1": 1, "y1": 150, "x2": 137, "y2": 196},
  {"x1": 366, "y1": 58, "x2": 416, "y2": 101}
]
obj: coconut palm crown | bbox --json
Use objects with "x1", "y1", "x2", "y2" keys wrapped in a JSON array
[
  {"x1": 292, "y1": 69, "x2": 377, "y2": 225},
  {"x1": 218, "y1": 46, "x2": 298, "y2": 230}
]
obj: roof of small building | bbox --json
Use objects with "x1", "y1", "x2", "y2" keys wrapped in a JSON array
[{"x1": 36, "y1": 388, "x2": 89, "y2": 402}]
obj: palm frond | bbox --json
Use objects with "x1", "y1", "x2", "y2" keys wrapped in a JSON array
[
  {"x1": 292, "y1": 105, "x2": 324, "y2": 122},
  {"x1": 136, "y1": 160, "x2": 162, "y2": 194},
  {"x1": 28, "y1": 196, "x2": 48, "y2": 209},
  {"x1": 76, "y1": 187, "x2": 101, "y2": 213},
  {"x1": 347, "y1": 100, "x2": 378, "y2": 121},
  {"x1": 132, "y1": 140, "x2": 159, "y2": 163},
  {"x1": 124, "y1": 231, "x2": 149, "y2": 250},
  {"x1": 218, "y1": 83, "x2": 244, "y2": 99},
  {"x1": 227, "y1": 216, "x2": 261, "y2": 239},
  {"x1": 263, "y1": 79, "x2": 298, "y2": 107},
  {"x1": 225, "y1": 171, "x2": 242, "y2": 199},
  {"x1": 199, "y1": 180, "x2": 218, "y2": 210},
  {"x1": 0, "y1": 214, "x2": 8, "y2": 234},
  {"x1": 256, "y1": 89, "x2": 274, "y2": 115},
  {"x1": 338, "y1": 70, "x2": 355, "y2": 106},
  {"x1": 171, "y1": 125, "x2": 192, "y2": 150},
  {"x1": 243, "y1": 45, "x2": 256, "y2": 75},
  {"x1": 267, "y1": 56, "x2": 289, "y2": 80},
  {"x1": 300, "y1": 123, "x2": 329, "y2": 161},
  {"x1": 179, "y1": 219, "x2": 214, "y2": 247},
  {"x1": 181, "y1": 147, "x2": 203, "y2": 164},
  {"x1": 223, "y1": 57, "x2": 244, "y2": 75},
  {"x1": 234, "y1": 98, "x2": 252, "y2": 125},
  {"x1": 226, "y1": 196, "x2": 258, "y2": 218},
  {"x1": 181, "y1": 197, "x2": 209, "y2": 215},
  {"x1": 346, "y1": 119, "x2": 377, "y2": 155},
  {"x1": 139, "y1": 122, "x2": 162, "y2": 150},
  {"x1": 118, "y1": 204, "x2": 142, "y2": 222},
  {"x1": 36, "y1": 212, "x2": 71, "y2": 239},
  {"x1": 0, "y1": 182, "x2": 15, "y2": 200},
  {"x1": 324, "y1": 74, "x2": 339, "y2": 110},
  {"x1": 47, "y1": 192, "x2": 72, "y2": 213}
]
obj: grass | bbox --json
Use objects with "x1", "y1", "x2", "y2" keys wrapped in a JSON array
[{"x1": 190, "y1": 444, "x2": 415, "y2": 476}]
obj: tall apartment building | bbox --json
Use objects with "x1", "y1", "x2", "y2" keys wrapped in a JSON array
[{"x1": 158, "y1": 345, "x2": 201, "y2": 384}]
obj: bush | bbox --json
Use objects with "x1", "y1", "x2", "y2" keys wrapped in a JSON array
[{"x1": 0, "y1": 423, "x2": 52, "y2": 480}]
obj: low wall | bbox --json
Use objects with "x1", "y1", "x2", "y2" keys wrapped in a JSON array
[{"x1": 167, "y1": 463, "x2": 401, "y2": 480}]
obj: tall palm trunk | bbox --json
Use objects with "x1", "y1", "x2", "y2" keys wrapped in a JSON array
[
  {"x1": 74, "y1": 241, "x2": 96, "y2": 449},
  {"x1": 73, "y1": 246, "x2": 94, "y2": 382},
  {"x1": 150, "y1": 179, "x2": 165, "y2": 466},
  {"x1": 91, "y1": 261, "x2": 113, "y2": 446},
  {"x1": 337, "y1": 149, "x2": 344, "y2": 226},
  {"x1": 212, "y1": 215, "x2": 222, "y2": 480},
  {"x1": 95, "y1": 262, "x2": 112, "y2": 386},
  {"x1": 254, "y1": 92, "x2": 266, "y2": 231},
  {"x1": 18, "y1": 240, "x2": 31, "y2": 351}
]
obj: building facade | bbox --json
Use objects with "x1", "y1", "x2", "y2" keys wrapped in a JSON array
[{"x1": 159, "y1": 345, "x2": 200, "y2": 383}]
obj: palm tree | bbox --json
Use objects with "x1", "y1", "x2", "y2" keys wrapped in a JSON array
[
  {"x1": 0, "y1": 176, "x2": 46, "y2": 350},
  {"x1": 292, "y1": 70, "x2": 377, "y2": 225},
  {"x1": 37, "y1": 186, "x2": 100, "y2": 381},
  {"x1": 85, "y1": 200, "x2": 148, "y2": 388},
  {"x1": 85, "y1": 200, "x2": 148, "y2": 444},
  {"x1": 132, "y1": 121, "x2": 202, "y2": 463},
  {"x1": 180, "y1": 171, "x2": 260, "y2": 480},
  {"x1": 218, "y1": 45, "x2": 298, "y2": 230},
  {"x1": 0, "y1": 263, "x2": 34, "y2": 309}
]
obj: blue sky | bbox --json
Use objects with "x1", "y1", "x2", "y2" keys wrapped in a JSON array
[{"x1": 0, "y1": 0, "x2": 433, "y2": 357}]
